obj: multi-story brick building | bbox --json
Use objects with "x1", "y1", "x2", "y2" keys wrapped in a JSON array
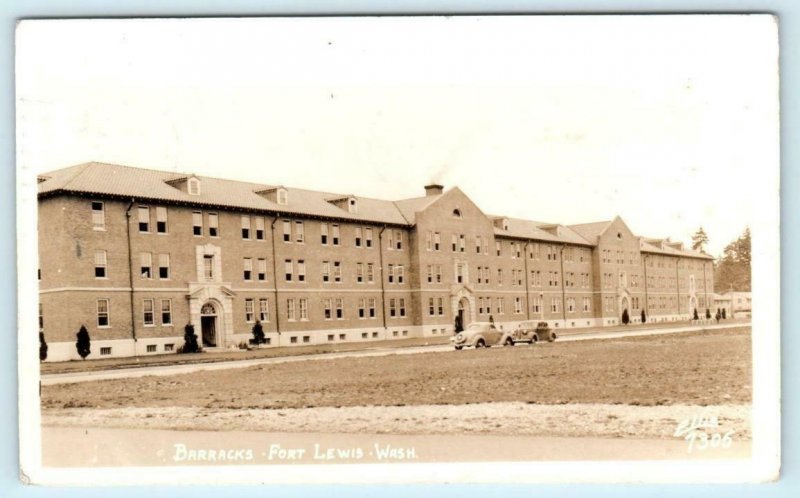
[{"x1": 37, "y1": 162, "x2": 714, "y2": 361}]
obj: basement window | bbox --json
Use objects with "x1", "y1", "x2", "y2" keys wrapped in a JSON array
[{"x1": 100, "y1": 347, "x2": 112, "y2": 356}]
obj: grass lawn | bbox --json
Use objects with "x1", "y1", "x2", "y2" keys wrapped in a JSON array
[{"x1": 42, "y1": 328, "x2": 750, "y2": 410}]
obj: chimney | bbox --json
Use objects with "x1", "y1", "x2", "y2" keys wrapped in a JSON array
[{"x1": 424, "y1": 184, "x2": 444, "y2": 196}]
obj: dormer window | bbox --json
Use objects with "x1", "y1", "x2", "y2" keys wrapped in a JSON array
[
  {"x1": 277, "y1": 188, "x2": 288, "y2": 205},
  {"x1": 349, "y1": 198, "x2": 357, "y2": 214},
  {"x1": 188, "y1": 178, "x2": 201, "y2": 196},
  {"x1": 452, "y1": 209, "x2": 462, "y2": 219}
]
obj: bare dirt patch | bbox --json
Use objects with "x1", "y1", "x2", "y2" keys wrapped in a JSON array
[
  {"x1": 42, "y1": 403, "x2": 751, "y2": 439},
  {"x1": 42, "y1": 328, "x2": 751, "y2": 410}
]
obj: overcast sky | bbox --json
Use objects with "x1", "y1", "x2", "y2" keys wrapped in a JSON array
[{"x1": 16, "y1": 16, "x2": 778, "y2": 256}]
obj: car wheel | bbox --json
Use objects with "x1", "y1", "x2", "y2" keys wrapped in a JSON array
[
  {"x1": 454, "y1": 345, "x2": 463, "y2": 351},
  {"x1": 548, "y1": 332, "x2": 557, "y2": 342},
  {"x1": 475, "y1": 339, "x2": 486, "y2": 348},
  {"x1": 531, "y1": 334, "x2": 539, "y2": 344},
  {"x1": 504, "y1": 337, "x2": 514, "y2": 347}
]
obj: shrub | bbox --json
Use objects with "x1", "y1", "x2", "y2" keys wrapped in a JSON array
[
  {"x1": 705, "y1": 308, "x2": 711, "y2": 319},
  {"x1": 182, "y1": 323, "x2": 200, "y2": 354},
  {"x1": 621, "y1": 309, "x2": 630, "y2": 325},
  {"x1": 252, "y1": 320, "x2": 265, "y2": 345},
  {"x1": 640, "y1": 309, "x2": 647, "y2": 324},
  {"x1": 76, "y1": 325, "x2": 91, "y2": 360},
  {"x1": 39, "y1": 332, "x2": 48, "y2": 362},
  {"x1": 693, "y1": 308, "x2": 699, "y2": 320},
  {"x1": 722, "y1": 308, "x2": 727, "y2": 319}
]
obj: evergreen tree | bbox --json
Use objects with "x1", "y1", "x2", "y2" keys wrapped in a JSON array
[
  {"x1": 76, "y1": 325, "x2": 91, "y2": 360},
  {"x1": 692, "y1": 227, "x2": 710, "y2": 252},
  {"x1": 621, "y1": 308, "x2": 630, "y2": 325},
  {"x1": 641, "y1": 308, "x2": 647, "y2": 324},
  {"x1": 39, "y1": 332, "x2": 48, "y2": 362},
  {"x1": 714, "y1": 227, "x2": 751, "y2": 291},
  {"x1": 182, "y1": 323, "x2": 200, "y2": 353},
  {"x1": 252, "y1": 320, "x2": 265, "y2": 345},
  {"x1": 693, "y1": 308, "x2": 699, "y2": 320},
  {"x1": 706, "y1": 308, "x2": 711, "y2": 319},
  {"x1": 722, "y1": 308, "x2": 727, "y2": 319}
]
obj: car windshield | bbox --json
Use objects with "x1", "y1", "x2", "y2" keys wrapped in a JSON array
[{"x1": 466, "y1": 323, "x2": 485, "y2": 331}]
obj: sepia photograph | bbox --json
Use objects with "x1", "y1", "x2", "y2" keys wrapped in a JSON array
[{"x1": 15, "y1": 15, "x2": 780, "y2": 485}]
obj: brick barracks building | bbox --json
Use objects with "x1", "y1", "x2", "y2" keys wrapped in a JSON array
[{"x1": 37, "y1": 162, "x2": 715, "y2": 361}]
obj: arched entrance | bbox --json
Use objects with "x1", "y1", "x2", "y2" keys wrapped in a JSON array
[
  {"x1": 457, "y1": 298, "x2": 470, "y2": 329},
  {"x1": 200, "y1": 302, "x2": 218, "y2": 347},
  {"x1": 620, "y1": 296, "x2": 630, "y2": 323}
]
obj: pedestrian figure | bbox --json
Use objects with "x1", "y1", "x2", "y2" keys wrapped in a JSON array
[
  {"x1": 715, "y1": 310, "x2": 721, "y2": 323},
  {"x1": 489, "y1": 314, "x2": 495, "y2": 329},
  {"x1": 454, "y1": 315, "x2": 463, "y2": 334}
]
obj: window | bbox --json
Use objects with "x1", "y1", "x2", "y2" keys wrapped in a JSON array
[
  {"x1": 156, "y1": 207, "x2": 168, "y2": 233},
  {"x1": 277, "y1": 188, "x2": 288, "y2": 205},
  {"x1": 321, "y1": 223, "x2": 328, "y2": 244},
  {"x1": 286, "y1": 299, "x2": 296, "y2": 321},
  {"x1": 259, "y1": 298, "x2": 269, "y2": 322},
  {"x1": 158, "y1": 253, "x2": 170, "y2": 279},
  {"x1": 497, "y1": 268, "x2": 503, "y2": 285},
  {"x1": 437, "y1": 297, "x2": 444, "y2": 316},
  {"x1": 255, "y1": 217, "x2": 265, "y2": 240},
  {"x1": 532, "y1": 297, "x2": 542, "y2": 313},
  {"x1": 284, "y1": 259, "x2": 293, "y2": 281},
  {"x1": 164, "y1": 344, "x2": 174, "y2": 352},
  {"x1": 396, "y1": 265, "x2": 404, "y2": 284},
  {"x1": 355, "y1": 227, "x2": 363, "y2": 247},
  {"x1": 426, "y1": 231, "x2": 432, "y2": 251},
  {"x1": 459, "y1": 234, "x2": 466, "y2": 252},
  {"x1": 359, "y1": 298, "x2": 367, "y2": 318},
  {"x1": 94, "y1": 250, "x2": 107, "y2": 278},
  {"x1": 453, "y1": 209, "x2": 462, "y2": 218},
  {"x1": 333, "y1": 261, "x2": 342, "y2": 282},
  {"x1": 452, "y1": 234, "x2": 458, "y2": 252},
  {"x1": 455, "y1": 263, "x2": 464, "y2": 284},
  {"x1": 143, "y1": 299, "x2": 154, "y2": 326},
  {"x1": 138, "y1": 206, "x2": 150, "y2": 232},
  {"x1": 290, "y1": 336, "x2": 298, "y2": 344},
  {"x1": 322, "y1": 261, "x2": 330, "y2": 282},
  {"x1": 356, "y1": 263, "x2": 364, "y2": 283},
  {"x1": 241, "y1": 216, "x2": 251, "y2": 239},
  {"x1": 299, "y1": 298, "x2": 308, "y2": 320},
  {"x1": 243, "y1": 258, "x2": 253, "y2": 281},
  {"x1": 100, "y1": 347, "x2": 112, "y2": 356},
  {"x1": 203, "y1": 255, "x2": 214, "y2": 280},
  {"x1": 367, "y1": 263, "x2": 374, "y2": 283},
  {"x1": 140, "y1": 252, "x2": 152, "y2": 279},
  {"x1": 324, "y1": 299, "x2": 332, "y2": 319},
  {"x1": 161, "y1": 299, "x2": 172, "y2": 325},
  {"x1": 496, "y1": 241, "x2": 502, "y2": 256},
  {"x1": 434, "y1": 232, "x2": 441, "y2": 251},
  {"x1": 388, "y1": 264, "x2": 394, "y2": 284},
  {"x1": 192, "y1": 211, "x2": 203, "y2": 236},
  {"x1": 567, "y1": 297, "x2": 576, "y2": 313},
  {"x1": 297, "y1": 260, "x2": 306, "y2": 282},
  {"x1": 335, "y1": 298, "x2": 344, "y2": 319},
  {"x1": 208, "y1": 213, "x2": 219, "y2": 237},
  {"x1": 394, "y1": 230, "x2": 403, "y2": 250},
  {"x1": 97, "y1": 299, "x2": 110, "y2": 327},
  {"x1": 188, "y1": 178, "x2": 201, "y2": 195},
  {"x1": 295, "y1": 221, "x2": 304, "y2": 243},
  {"x1": 91, "y1": 201, "x2": 105, "y2": 230},
  {"x1": 368, "y1": 298, "x2": 376, "y2": 318},
  {"x1": 39, "y1": 303, "x2": 43, "y2": 331},
  {"x1": 365, "y1": 227, "x2": 373, "y2": 248},
  {"x1": 429, "y1": 298, "x2": 435, "y2": 316},
  {"x1": 389, "y1": 298, "x2": 397, "y2": 317},
  {"x1": 283, "y1": 220, "x2": 291, "y2": 242},
  {"x1": 332, "y1": 225, "x2": 340, "y2": 246},
  {"x1": 514, "y1": 297, "x2": 523, "y2": 314},
  {"x1": 147, "y1": 344, "x2": 157, "y2": 353},
  {"x1": 427, "y1": 265, "x2": 433, "y2": 283},
  {"x1": 551, "y1": 298, "x2": 561, "y2": 313},
  {"x1": 583, "y1": 297, "x2": 591, "y2": 312},
  {"x1": 303, "y1": 335, "x2": 311, "y2": 343},
  {"x1": 398, "y1": 298, "x2": 406, "y2": 317},
  {"x1": 476, "y1": 235, "x2": 482, "y2": 254},
  {"x1": 257, "y1": 258, "x2": 267, "y2": 281},
  {"x1": 497, "y1": 297, "x2": 505, "y2": 314}
]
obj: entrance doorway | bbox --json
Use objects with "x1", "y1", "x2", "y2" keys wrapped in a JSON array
[
  {"x1": 457, "y1": 298, "x2": 470, "y2": 329},
  {"x1": 200, "y1": 302, "x2": 218, "y2": 347},
  {"x1": 620, "y1": 297, "x2": 629, "y2": 322}
]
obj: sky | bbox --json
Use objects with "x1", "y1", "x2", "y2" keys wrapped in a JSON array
[{"x1": 16, "y1": 15, "x2": 779, "y2": 257}]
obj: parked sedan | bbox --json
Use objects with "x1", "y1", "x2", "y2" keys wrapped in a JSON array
[
  {"x1": 451, "y1": 322, "x2": 505, "y2": 350},
  {"x1": 509, "y1": 320, "x2": 541, "y2": 345}
]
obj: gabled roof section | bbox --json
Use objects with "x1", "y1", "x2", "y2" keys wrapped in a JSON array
[
  {"x1": 492, "y1": 217, "x2": 593, "y2": 246},
  {"x1": 568, "y1": 219, "x2": 614, "y2": 244},
  {"x1": 639, "y1": 238, "x2": 713, "y2": 260},
  {"x1": 393, "y1": 192, "x2": 445, "y2": 224},
  {"x1": 38, "y1": 162, "x2": 409, "y2": 225}
]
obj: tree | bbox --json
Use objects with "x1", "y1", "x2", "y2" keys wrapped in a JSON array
[
  {"x1": 722, "y1": 308, "x2": 727, "y2": 319},
  {"x1": 641, "y1": 308, "x2": 647, "y2": 324},
  {"x1": 39, "y1": 332, "x2": 48, "y2": 362},
  {"x1": 76, "y1": 325, "x2": 91, "y2": 360},
  {"x1": 714, "y1": 227, "x2": 751, "y2": 291},
  {"x1": 706, "y1": 308, "x2": 711, "y2": 319},
  {"x1": 692, "y1": 227, "x2": 710, "y2": 252},
  {"x1": 621, "y1": 308, "x2": 630, "y2": 325},
  {"x1": 693, "y1": 308, "x2": 699, "y2": 320},
  {"x1": 252, "y1": 320, "x2": 265, "y2": 345},
  {"x1": 182, "y1": 323, "x2": 200, "y2": 353}
]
